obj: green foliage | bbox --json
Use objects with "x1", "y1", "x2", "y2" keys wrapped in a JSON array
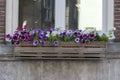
[{"x1": 96, "y1": 33, "x2": 109, "y2": 42}]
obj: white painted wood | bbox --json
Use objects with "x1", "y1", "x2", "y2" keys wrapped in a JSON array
[
  {"x1": 55, "y1": 0, "x2": 66, "y2": 30},
  {"x1": 6, "y1": 0, "x2": 19, "y2": 35},
  {"x1": 12, "y1": 0, "x2": 19, "y2": 34},
  {"x1": 6, "y1": 0, "x2": 13, "y2": 35},
  {"x1": 102, "y1": 0, "x2": 114, "y2": 33},
  {"x1": 107, "y1": 0, "x2": 114, "y2": 32}
]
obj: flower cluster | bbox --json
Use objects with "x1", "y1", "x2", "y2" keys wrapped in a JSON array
[{"x1": 6, "y1": 25, "x2": 98, "y2": 46}]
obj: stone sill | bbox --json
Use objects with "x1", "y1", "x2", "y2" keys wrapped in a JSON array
[
  {"x1": 3, "y1": 41, "x2": 120, "y2": 54},
  {"x1": 107, "y1": 41, "x2": 120, "y2": 53},
  {"x1": 0, "y1": 41, "x2": 119, "y2": 60}
]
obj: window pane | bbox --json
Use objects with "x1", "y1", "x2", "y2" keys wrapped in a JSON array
[
  {"x1": 66, "y1": 0, "x2": 102, "y2": 31},
  {"x1": 19, "y1": 0, "x2": 55, "y2": 29},
  {"x1": 80, "y1": 0, "x2": 102, "y2": 31},
  {"x1": 66, "y1": 0, "x2": 78, "y2": 30}
]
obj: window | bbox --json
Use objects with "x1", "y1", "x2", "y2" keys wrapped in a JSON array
[
  {"x1": 66, "y1": 0, "x2": 78, "y2": 30},
  {"x1": 6, "y1": 0, "x2": 114, "y2": 35},
  {"x1": 19, "y1": 0, "x2": 55, "y2": 29},
  {"x1": 78, "y1": 0, "x2": 103, "y2": 31}
]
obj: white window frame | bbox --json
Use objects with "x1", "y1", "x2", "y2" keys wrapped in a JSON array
[{"x1": 6, "y1": 0, "x2": 114, "y2": 35}]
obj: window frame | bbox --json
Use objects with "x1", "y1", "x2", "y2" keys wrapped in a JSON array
[{"x1": 6, "y1": 0, "x2": 114, "y2": 35}]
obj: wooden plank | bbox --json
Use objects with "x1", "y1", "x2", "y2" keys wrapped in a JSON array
[{"x1": 14, "y1": 46, "x2": 106, "y2": 59}]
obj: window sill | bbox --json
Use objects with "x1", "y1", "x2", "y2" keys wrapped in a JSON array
[{"x1": 107, "y1": 41, "x2": 120, "y2": 53}]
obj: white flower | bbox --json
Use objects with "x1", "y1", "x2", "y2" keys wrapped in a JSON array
[
  {"x1": 46, "y1": 31, "x2": 50, "y2": 37},
  {"x1": 51, "y1": 31, "x2": 58, "y2": 36},
  {"x1": 66, "y1": 30, "x2": 73, "y2": 35}
]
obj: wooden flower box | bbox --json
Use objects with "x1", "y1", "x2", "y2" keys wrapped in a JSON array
[{"x1": 14, "y1": 41, "x2": 107, "y2": 59}]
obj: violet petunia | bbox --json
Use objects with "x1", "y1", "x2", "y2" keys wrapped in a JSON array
[
  {"x1": 74, "y1": 38, "x2": 80, "y2": 43},
  {"x1": 21, "y1": 31, "x2": 26, "y2": 35},
  {"x1": 33, "y1": 40, "x2": 39, "y2": 46},
  {"x1": 17, "y1": 27, "x2": 23, "y2": 31},
  {"x1": 13, "y1": 35, "x2": 18, "y2": 41},
  {"x1": 39, "y1": 40, "x2": 45, "y2": 46},
  {"x1": 82, "y1": 34, "x2": 87, "y2": 38},
  {"x1": 53, "y1": 41, "x2": 59, "y2": 46},
  {"x1": 6, "y1": 34, "x2": 11, "y2": 39},
  {"x1": 15, "y1": 41, "x2": 20, "y2": 45},
  {"x1": 21, "y1": 36, "x2": 26, "y2": 40},
  {"x1": 81, "y1": 39, "x2": 86, "y2": 44},
  {"x1": 89, "y1": 34, "x2": 95, "y2": 39}
]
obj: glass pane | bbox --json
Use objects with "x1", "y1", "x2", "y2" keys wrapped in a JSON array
[
  {"x1": 66, "y1": 0, "x2": 78, "y2": 30},
  {"x1": 80, "y1": 0, "x2": 102, "y2": 31},
  {"x1": 66, "y1": 0, "x2": 102, "y2": 31},
  {"x1": 19, "y1": 0, "x2": 55, "y2": 29}
]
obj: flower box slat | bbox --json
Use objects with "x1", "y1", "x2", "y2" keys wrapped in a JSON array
[
  {"x1": 19, "y1": 41, "x2": 106, "y2": 48},
  {"x1": 14, "y1": 42, "x2": 106, "y2": 59}
]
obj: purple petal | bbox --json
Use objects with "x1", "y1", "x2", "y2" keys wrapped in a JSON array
[
  {"x1": 82, "y1": 34, "x2": 87, "y2": 38},
  {"x1": 81, "y1": 39, "x2": 86, "y2": 44},
  {"x1": 75, "y1": 38, "x2": 80, "y2": 43},
  {"x1": 6, "y1": 34, "x2": 11, "y2": 39},
  {"x1": 89, "y1": 34, "x2": 95, "y2": 39},
  {"x1": 33, "y1": 40, "x2": 39, "y2": 46},
  {"x1": 21, "y1": 36, "x2": 26, "y2": 40},
  {"x1": 15, "y1": 41, "x2": 20, "y2": 45},
  {"x1": 13, "y1": 35, "x2": 18, "y2": 41},
  {"x1": 17, "y1": 27, "x2": 23, "y2": 31},
  {"x1": 53, "y1": 41, "x2": 59, "y2": 46}
]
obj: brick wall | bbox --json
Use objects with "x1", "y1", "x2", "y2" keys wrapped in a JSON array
[
  {"x1": 114, "y1": 0, "x2": 120, "y2": 41},
  {"x1": 0, "y1": 0, "x2": 5, "y2": 43}
]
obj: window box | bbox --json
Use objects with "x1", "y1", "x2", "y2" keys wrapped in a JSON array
[
  {"x1": 6, "y1": 24, "x2": 108, "y2": 59},
  {"x1": 14, "y1": 41, "x2": 106, "y2": 59}
]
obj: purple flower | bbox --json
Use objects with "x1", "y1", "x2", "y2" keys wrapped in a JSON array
[
  {"x1": 82, "y1": 34, "x2": 87, "y2": 38},
  {"x1": 23, "y1": 25, "x2": 28, "y2": 29},
  {"x1": 62, "y1": 31, "x2": 66, "y2": 36},
  {"x1": 21, "y1": 36, "x2": 26, "y2": 40},
  {"x1": 89, "y1": 34, "x2": 95, "y2": 39},
  {"x1": 31, "y1": 33, "x2": 36, "y2": 38},
  {"x1": 66, "y1": 30, "x2": 73, "y2": 37},
  {"x1": 25, "y1": 35, "x2": 31, "y2": 41},
  {"x1": 6, "y1": 34, "x2": 11, "y2": 39},
  {"x1": 74, "y1": 38, "x2": 80, "y2": 43},
  {"x1": 13, "y1": 35, "x2": 18, "y2": 41},
  {"x1": 21, "y1": 31, "x2": 26, "y2": 35},
  {"x1": 77, "y1": 32, "x2": 81, "y2": 36},
  {"x1": 17, "y1": 27, "x2": 23, "y2": 31},
  {"x1": 59, "y1": 33, "x2": 64, "y2": 37},
  {"x1": 48, "y1": 28, "x2": 55, "y2": 34},
  {"x1": 15, "y1": 41, "x2": 20, "y2": 45},
  {"x1": 67, "y1": 30, "x2": 73, "y2": 34},
  {"x1": 33, "y1": 40, "x2": 39, "y2": 46},
  {"x1": 53, "y1": 41, "x2": 59, "y2": 46},
  {"x1": 74, "y1": 30, "x2": 82, "y2": 37},
  {"x1": 39, "y1": 31, "x2": 45, "y2": 36},
  {"x1": 32, "y1": 29, "x2": 36, "y2": 34},
  {"x1": 86, "y1": 39, "x2": 90, "y2": 44},
  {"x1": 79, "y1": 35, "x2": 83, "y2": 40},
  {"x1": 39, "y1": 40, "x2": 45, "y2": 46},
  {"x1": 59, "y1": 31, "x2": 66, "y2": 37},
  {"x1": 43, "y1": 36, "x2": 48, "y2": 40},
  {"x1": 81, "y1": 39, "x2": 86, "y2": 44}
]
